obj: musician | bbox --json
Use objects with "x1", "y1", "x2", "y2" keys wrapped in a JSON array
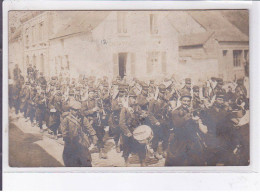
[
  {"x1": 192, "y1": 85, "x2": 203, "y2": 110},
  {"x1": 81, "y1": 87, "x2": 107, "y2": 159},
  {"x1": 201, "y1": 91, "x2": 236, "y2": 165},
  {"x1": 148, "y1": 84, "x2": 172, "y2": 159},
  {"x1": 182, "y1": 78, "x2": 192, "y2": 92},
  {"x1": 35, "y1": 90, "x2": 47, "y2": 132},
  {"x1": 27, "y1": 84, "x2": 37, "y2": 126},
  {"x1": 61, "y1": 100, "x2": 93, "y2": 167},
  {"x1": 137, "y1": 82, "x2": 149, "y2": 125},
  {"x1": 165, "y1": 90, "x2": 205, "y2": 166},
  {"x1": 119, "y1": 89, "x2": 147, "y2": 166},
  {"x1": 13, "y1": 64, "x2": 21, "y2": 81}
]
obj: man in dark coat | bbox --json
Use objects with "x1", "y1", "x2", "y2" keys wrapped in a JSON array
[
  {"x1": 61, "y1": 100, "x2": 96, "y2": 167},
  {"x1": 201, "y1": 91, "x2": 237, "y2": 166},
  {"x1": 165, "y1": 90, "x2": 204, "y2": 166},
  {"x1": 148, "y1": 83, "x2": 172, "y2": 159},
  {"x1": 119, "y1": 89, "x2": 147, "y2": 166},
  {"x1": 81, "y1": 87, "x2": 107, "y2": 159}
]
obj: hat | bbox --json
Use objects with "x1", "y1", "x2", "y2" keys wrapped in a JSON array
[
  {"x1": 75, "y1": 86, "x2": 80, "y2": 91},
  {"x1": 185, "y1": 78, "x2": 191, "y2": 84},
  {"x1": 216, "y1": 91, "x2": 225, "y2": 99},
  {"x1": 118, "y1": 84, "x2": 125, "y2": 92},
  {"x1": 149, "y1": 79, "x2": 155, "y2": 84},
  {"x1": 193, "y1": 85, "x2": 199, "y2": 92},
  {"x1": 237, "y1": 78, "x2": 244, "y2": 85},
  {"x1": 70, "y1": 100, "x2": 81, "y2": 110},
  {"x1": 128, "y1": 88, "x2": 137, "y2": 97},
  {"x1": 217, "y1": 78, "x2": 224, "y2": 85},
  {"x1": 141, "y1": 82, "x2": 149, "y2": 91},
  {"x1": 180, "y1": 89, "x2": 192, "y2": 99},
  {"x1": 158, "y1": 84, "x2": 166, "y2": 93}
]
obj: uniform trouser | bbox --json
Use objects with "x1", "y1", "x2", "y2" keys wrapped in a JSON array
[
  {"x1": 109, "y1": 126, "x2": 121, "y2": 146},
  {"x1": 14, "y1": 99, "x2": 20, "y2": 114},
  {"x1": 93, "y1": 124, "x2": 105, "y2": 149},
  {"x1": 63, "y1": 142, "x2": 92, "y2": 167},
  {"x1": 121, "y1": 134, "x2": 146, "y2": 163},
  {"x1": 49, "y1": 122, "x2": 60, "y2": 135},
  {"x1": 151, "y1": 124, "x2": 170, "y2": 152},
  {"x1": 165, "y1": 136, "x2": 204, "y2": 166},
  {"x1": 36, "y1": 108, "x2": 45, "y2": 129},
  {"x1": 27, "y1": 105, "x2": 35, "y2": 123}
]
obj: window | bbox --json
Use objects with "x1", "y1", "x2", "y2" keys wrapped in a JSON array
[
  {"x1": 117, "y1": 12, "x2": 127, "y2": 34},
  {"x1": 233, "y1": 50, "x2": 242, "y2": 67},
  {"x1": 40, "y1": 54, "x2": 44, "y2": 73},
  {"x1": 147, "y1": 52, "x2": 159, "y2": 74},
  {"x1": 223, "y1": 50, "x2": 228, "y2": 56},
  {"x1": 150, "y1": 14, "x2": 158, "y2": 35},
  {"x1": 244, "y1": 50, "x2": 249, "y2": 63},
  {"x1": 39, "y1": 22, "x2": 44, "y2": 41}
]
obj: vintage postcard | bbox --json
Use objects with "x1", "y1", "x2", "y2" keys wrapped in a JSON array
[{"x1": 8, "y1": 10, "x2": 249, "y2": 167}]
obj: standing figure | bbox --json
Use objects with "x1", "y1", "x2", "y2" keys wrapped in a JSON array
[
  {"x1": 119, "y1": 89, "x2": 147, "y2": 166},
  {"x1": 61, "y1": 100, "x2": 94, "y2": 167},
  {"x1": 165, "y1": 90, "x2": 205, "y2": 166}
]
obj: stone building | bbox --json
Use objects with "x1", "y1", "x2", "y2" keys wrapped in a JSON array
[
  {"x1": 9, "y1": 11, "x2": 249, "y2": 83},
  {"x1": 49, "y1": 11, "x2": 179, "y2": 81}
]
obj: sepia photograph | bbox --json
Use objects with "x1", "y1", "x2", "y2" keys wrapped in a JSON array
[{"x1": 8, "y1": 10, "x2": 249, "y2": 167}]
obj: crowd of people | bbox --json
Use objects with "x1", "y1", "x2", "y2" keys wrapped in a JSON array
[{"x1": 9, "y1": 64, "x2": 249, "y2": 167}]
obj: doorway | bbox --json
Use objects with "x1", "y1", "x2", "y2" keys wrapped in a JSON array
[{"x1": 118, "y1": 53, "x2": 127, "y2": 79}]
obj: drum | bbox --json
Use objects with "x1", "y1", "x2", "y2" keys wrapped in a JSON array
[{"x1": 133, "y1": 125, "x2": 153, "y2": 144}]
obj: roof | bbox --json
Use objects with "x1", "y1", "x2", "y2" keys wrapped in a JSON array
[
  {"x1": 9, "y1": 27, "x2": 22, "y2": 42},
  {"x1": 179, "y1": 31, "x2": 214, "y2": 47},
  {"x1": 188, "y1": 11, "x2": 249, "y2": 42},
  {"x1": 51, "y1": 11, "x2": 110, "y2": 39}
]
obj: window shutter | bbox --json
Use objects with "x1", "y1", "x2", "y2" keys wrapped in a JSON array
[
  {"x1": 131, "y1": 53, "x2": 136, "y2": 76},
  {"x1": 161, "y1": 52, "x2": 166, "y2": 73},
  {"x1": 113, "y1": 53, "x2": 118, "y2": 76}
]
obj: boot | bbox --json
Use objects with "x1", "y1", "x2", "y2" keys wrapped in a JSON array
[
  {"x1": 124, "y1": 158, "x2": 129, "y2": 167},
  {"x1": 140, "y1": 161, "x2": 147, "y2": 167},
  {"x1": 116, "y1": 145, "x2": 121, "y2": 153}
]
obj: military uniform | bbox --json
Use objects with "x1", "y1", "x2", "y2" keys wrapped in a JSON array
[
  {"x1": 165, "y1": 90, "x2": 204, "y2": 166},
  {"x1": 119, "y1": 89, "x2": 146, "y2": 165},
  {"x1": 148, "y1": 84, "x2": 172, "y2": 157},
  {"x1": 61, "y1": 100, "x2": 93, "y2": 167}
]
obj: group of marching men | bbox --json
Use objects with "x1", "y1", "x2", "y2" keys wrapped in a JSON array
[{"x1": 9, "y1": 64, "x2": 249, "y2": 167}]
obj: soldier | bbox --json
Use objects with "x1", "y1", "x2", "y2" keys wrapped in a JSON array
[
  {"x1": 27, "y1": 84, "x2": 37, "y2": 126},
  {"x1": 19, "y1": 81, "x2": 30, "y2": 118},
  {"x1": 48, "y1": 88, "x2": 63, "y2": 139},
  {"x1": 165, "y1": 90, "x2": 205, "y2": 166},
  {"x1": 235, "y1": 78, "x2": 247, "y2": 99},
  {"x1": 12, "y1": 82, "x2": 21, "y2": 115},
  {"x1": 182, "y1": 78, "x2": 192, "y2": 92},
  {"x1": 27, "y1": 64, "x2": 34, "y2": 80},
  {"x1": 61, "y1": 100, "x2": 95, "y2": 167},
  {"x1": 13, "y1": 64, "x2": 21, "y2": 81},
  {"x1": 192, "y1": 85, "x2": 203, "y2": 110},
  {"x1": 81, "y1": 87, "x2": 107, "y2": 159},
  {"x1": 137, "y1": 82, "x2": 149, "y2": 125},
  {"x1": 35, "y1": 89, "x2": 47, "y2": 132},
  {"x1": 119, "y1": 89, "x2": 147, "y2": 166},
  {"x1": 38, "y1": 72, "x2": 47, "y2": 87},
  {"x1": 201, "y1": 91, "x2": 236, "y2": 165},
  {"x1": 148, "y1": 84, "x2": 172, "y2": 159}
]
